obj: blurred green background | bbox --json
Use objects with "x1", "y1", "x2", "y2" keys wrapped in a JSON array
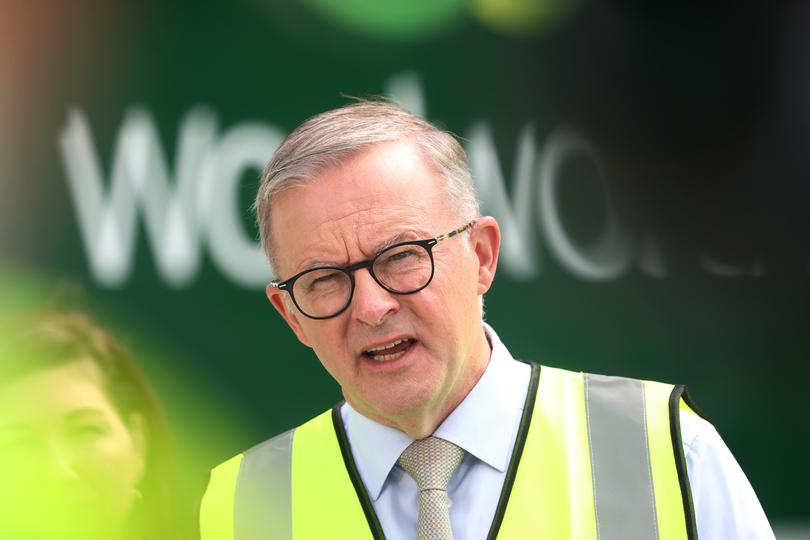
[{"x1": 2, "y1": 0, "x2": 808, "y2": 536}]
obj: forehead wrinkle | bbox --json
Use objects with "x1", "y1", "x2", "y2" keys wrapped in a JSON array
[
  {"x1": 352, "y1": 206, "x2": 435, "y2": 252},
  {"x1": 290, "y1": 210, "x2": 367, "y2": 271},
  {"x1": 293, "y1": 225, "x2": 351, "y2": 271}
]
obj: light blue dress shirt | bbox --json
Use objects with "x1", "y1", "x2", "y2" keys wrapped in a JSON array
[{"x1": 340, "y1": 324, "x2": 775, "y2": 539}]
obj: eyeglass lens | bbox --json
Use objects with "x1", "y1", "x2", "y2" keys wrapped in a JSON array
[{"x1": 292, "y1": 242, "x2": 433, "y2": 318}]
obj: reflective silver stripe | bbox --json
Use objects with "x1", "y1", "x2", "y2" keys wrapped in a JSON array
[
  {"x1": 585, "y1": 374, "x2": 658, "y2": 540},
  {"x1": 234, "y1": 429, "x2": 294, "y2": 540}
]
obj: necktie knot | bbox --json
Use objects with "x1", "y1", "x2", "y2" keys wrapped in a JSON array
[{"x1": 398, "y1": 436, "x2": 465, "y2": 491}]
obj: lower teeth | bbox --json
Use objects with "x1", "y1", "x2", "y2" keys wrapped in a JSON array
[
  {"x1": 372, "y1": 351, "x2": 404, "y2": 362},
  {"x1": 368, "y1": 341, "x2": 412, "y2": 362}
]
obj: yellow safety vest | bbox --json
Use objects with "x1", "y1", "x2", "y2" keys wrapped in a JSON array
[{"x1": 200, "y1": 364, "x2": 701, "y2": 539}]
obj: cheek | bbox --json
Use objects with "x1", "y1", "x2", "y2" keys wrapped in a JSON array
[
  {"x1": 431, "y1": 260, "x2": 479, "y2": 314},
  {"x1": 304, "y1": 322, "x2": 353, "y2": 376},
  {"x1": 0, "y1": 430, "x2": 144, "y2": 535},
  {"x1": 436, "y1": 248, "x2": 479, "y2": 292},
  {"x1": 73, "y1": 430, "x2": 143, "y2": 507}
]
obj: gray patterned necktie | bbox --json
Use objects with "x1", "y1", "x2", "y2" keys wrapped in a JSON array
[{"x1": 398, "y1": 436, "x2": 466, "y2": 540}]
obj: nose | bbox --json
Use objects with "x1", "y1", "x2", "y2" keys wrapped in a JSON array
[
  {"x1": 45, "y1": 440, "x2": 80, "y2": 482},
  {"x1": 351, "y1": 267, "x2": 399, "y2": 326}
]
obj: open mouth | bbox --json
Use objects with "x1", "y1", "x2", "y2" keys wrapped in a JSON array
[{"x1": 362, "y1": 338, "x2": 415, "y2": 362}]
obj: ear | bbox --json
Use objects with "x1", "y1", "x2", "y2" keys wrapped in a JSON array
[
  {"x1": 266, "y1": 284, "x2": 313, "y2": 348},
  {"x1": 471, "y1": 216, "x2": 500, "y2": 296}
]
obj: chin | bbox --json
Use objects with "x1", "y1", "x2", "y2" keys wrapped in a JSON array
[{"x1": 361, "y1": 381, "x2": 440, "y2": 420}]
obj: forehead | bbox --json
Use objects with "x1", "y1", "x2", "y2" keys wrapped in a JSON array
[
  {"x1": 0, "y1": 359, "x2": 114, "y2": 424},
  {"x1": 270, "y1": 141, "x2": 455, "y2": 272}
]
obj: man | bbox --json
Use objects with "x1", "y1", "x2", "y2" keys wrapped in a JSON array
[{"x1": 200, "y1": 101, "x2": 773, "y2": 539}]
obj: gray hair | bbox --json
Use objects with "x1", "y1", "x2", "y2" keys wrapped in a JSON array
[{"x1": 254, "y1": 100, "x2": 480, "y2": 277}]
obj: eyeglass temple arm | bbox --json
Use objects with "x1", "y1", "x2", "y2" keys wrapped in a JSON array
[{"x1": 434, "y1": 220, "x2": 476, "y2": 244}]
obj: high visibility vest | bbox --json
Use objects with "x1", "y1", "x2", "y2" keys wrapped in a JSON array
[{"x1": 200, "y1": 364, "x2": 701, "y2": 540}]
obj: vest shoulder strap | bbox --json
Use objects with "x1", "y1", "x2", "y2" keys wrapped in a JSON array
[
  {"x1": 200, "y1": 428, "x2": 295, "y2": 540},
  {"x1": 200, "y1": 453, "x2": 243, "y2": 540},
  {"x1": 497, "y1": 365, "x2": 697, "y2": 540}
]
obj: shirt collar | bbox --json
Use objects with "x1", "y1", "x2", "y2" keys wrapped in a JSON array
[
  {"x1": 342, "y1": 403, "x2": 414, "y2": 501},
  {"x1": 343, "y1": 323, "x2": 530, "y2": 501},
  {"x1": 432, "y1": 323, "x2": 529, "y2": 473}
]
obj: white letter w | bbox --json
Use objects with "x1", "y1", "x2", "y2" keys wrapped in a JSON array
[{"x1": 59, "y1": 107, "x2": 216, "y2": 288}]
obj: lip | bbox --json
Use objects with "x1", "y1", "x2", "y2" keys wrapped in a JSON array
[
  {"x1": 357, "y1": 334, "x2": 416, "y2": 356},
  {"x1": 357, "y1": 335, "x2": 418, "y2": 372}
]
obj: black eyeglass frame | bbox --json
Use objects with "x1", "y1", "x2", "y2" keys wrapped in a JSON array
[{"x1": 270, "y1": 220, "x2": 477, "y2": 320}]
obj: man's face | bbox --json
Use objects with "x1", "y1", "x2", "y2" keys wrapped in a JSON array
[{"x1": 266, "y1": 140, "x2": 499, "y2": 425}]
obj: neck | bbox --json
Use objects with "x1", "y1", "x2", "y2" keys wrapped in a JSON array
[{"x1": 350, "y1": 326, "x2": 492, "y2": 439}]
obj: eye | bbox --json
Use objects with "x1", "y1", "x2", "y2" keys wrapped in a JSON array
[
  {"x1": 303, "y1": 270, "x2": 343, "y2": 292},
  {"x1": 66, "y1": 423, "x2": 108, "y2": 442},
  {"x1": 390, "y1": 250, "x2": 416, "y2": 261},
  {"x1": 0, "y1": 432, "x2": 35, "y2": 452},
  {"x1": 313, "y1": 272, "x2": 339, "y2": 284},
  {"x1": 381, "y1": 248, "x2": 419, "y2": 265}
]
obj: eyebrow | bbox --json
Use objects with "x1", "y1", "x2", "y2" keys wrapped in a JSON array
[
  {"x1": 372, "y1": 231, "x2": 421, "y2": 254},
  {"x1": 62, "y1": 408, "x2": 107, "y2": 423},
  {"x1": 297, "y1": 259, "x2": 339, "y2": 272}
]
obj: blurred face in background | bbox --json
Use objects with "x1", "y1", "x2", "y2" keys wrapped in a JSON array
[{"x1": 0, "y1": 357, "x2": 145, "y2": 539}]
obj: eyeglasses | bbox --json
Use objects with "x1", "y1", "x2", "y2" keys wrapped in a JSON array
[{"x1": 270, "y1": 220, "x2": 476, "y2": 320}]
